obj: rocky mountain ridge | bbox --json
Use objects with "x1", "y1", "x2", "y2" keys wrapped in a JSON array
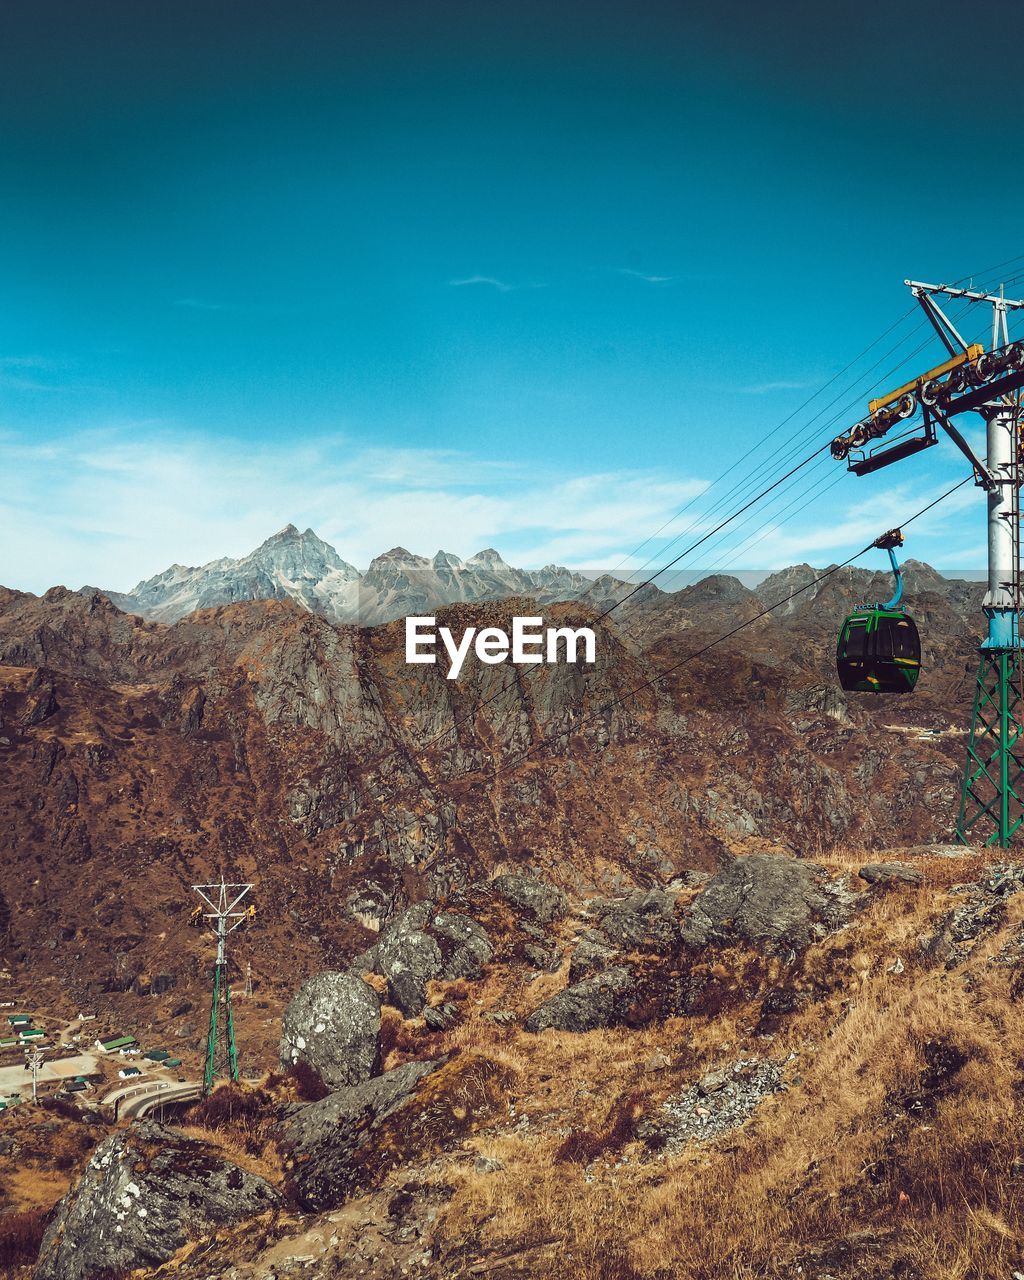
[{"x1": 94, "y1": 524, "x2": 611, "y2": 625}]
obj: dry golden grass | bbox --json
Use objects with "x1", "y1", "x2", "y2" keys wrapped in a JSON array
[
  {"x1": 429, "y1": 868, "x2": 1024, "y2": 1279},
  {"x1": 13, "y1": 851, "x2": 1024, "y2": 1280},
  {"x1": 175, "y1": 1122, "x2": 284, "y2": 1186}
]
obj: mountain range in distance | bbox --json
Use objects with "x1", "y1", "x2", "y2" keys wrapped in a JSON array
[
  {"x1": 92, "y1": 524, "x2": 627, "y2": 626},
  {"x1": 68, "y1": 523, "x2": 987, "y2": 628}
]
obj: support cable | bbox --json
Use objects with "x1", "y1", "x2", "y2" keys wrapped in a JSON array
[{"x1": 486, "y1": 476, "x2": 975, "y2": 782}]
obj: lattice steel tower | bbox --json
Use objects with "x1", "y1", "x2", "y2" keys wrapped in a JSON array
[
  {"x1": 832, "y1": 279, "x2": 1024, "y2": 847},
  {"x1": 192, "y1": 880, "x2": 253, "y2": 1094}
]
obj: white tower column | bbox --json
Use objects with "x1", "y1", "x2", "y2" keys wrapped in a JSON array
[{"x1": 983, "y1": 406, "x2": 1018, "y2": 645}]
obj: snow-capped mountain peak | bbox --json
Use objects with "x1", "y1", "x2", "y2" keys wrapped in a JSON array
[{"x1": 101, "y1": 528, "x2": 624, "y2": 624}]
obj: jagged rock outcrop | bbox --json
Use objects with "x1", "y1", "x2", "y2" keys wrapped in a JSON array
[
  {"x1": 368, "y1": 903, "x2": 443, "y2": 1017},
  {"x1": 568, "y1": 935, "x2": 618, "y2": 983},
  {"x1": 356, "y1": 904, "x2": 492, "y2": 1016},
  {"x1": 680, "y1": 854, "x2": 856, "y2": 952},
  {"x1": 859, "y1": 861, "x2": 924, "y2": 887},
  {"x1": 487, "y1": 873, "x2": 568, "y2": 925},
  {"x1": 280, "y1": 1059, "x2": 441, "y2": 1210},
  {"x1": 527, "y1": 861, "x2": 858, "y2": 1033},
  {"x1": 279, "y1": 1050, "x2": 513, "y2": 1212},
  {"x1": 923, "y1": 864, "x2": 1024, "y2": 968},
  {"x1": 33, "y1": 1123, "x2": 281, "y2": 1280},
  {"x1": 431, "y1": 910, "x2": 493, "y2": 978},
  {"x1": 280, "y1": 971, "x2": 381, "y2": 1088},
  {"x1": 587, "y1": 888, "x2": 679, "y2": 953},
  {"x1": 525, "y1": 965, "x2": 636, "y2": 1033}
]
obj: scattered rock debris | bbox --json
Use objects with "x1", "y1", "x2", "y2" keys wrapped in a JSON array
[
  {"x1": 640, "y1": 1058, "x2": 785, "y2": 1152},
  {"x1": 923, "y1": 864, "x2": 1024, "y2": 968}
]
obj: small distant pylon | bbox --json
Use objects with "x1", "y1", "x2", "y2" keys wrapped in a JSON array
[
  {"x1": 24, "y1": 1044, "x2": 45, "y2": 1101},
  {"x1": 192, "y1": 880, "x2": 253, "y2": 1095},
  {"x1": 244, "y1": 961, "x2": 254, "y2": 998}
]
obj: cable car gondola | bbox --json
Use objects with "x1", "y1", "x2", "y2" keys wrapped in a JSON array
[{"x1": 836, "y1": 528, "x2": 921, "y2": 694}]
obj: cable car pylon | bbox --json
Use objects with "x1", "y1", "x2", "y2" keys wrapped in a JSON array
[
  {"x1": 192, "y1": 879, "x2": 254, "y2": 1094},
  {"x1": 832, "y1": 279, "x2": 1024, "y2": 847}
]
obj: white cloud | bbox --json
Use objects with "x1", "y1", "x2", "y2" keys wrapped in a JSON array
[
  {"x1": 611, "y1": 268, "x2": 673, "y2": 285},
  {"x1": 447, "y1": 275, "x2": 545, "y2": 293},
  {"x1": 737, "y1": 379, "x2": 822, "y2": 395},
  {"x1": 0, "y1": 426, "x2": 707, "y2": 594},
  {"x1": 0, "y1": 420, "x2": 985, "y2": 598},
  {"x1": 449, "y1": 275, "x2": 513, "y2": 292},
  {"x1": 0, "y1": 355, "x2": 63, "y2": 392}
]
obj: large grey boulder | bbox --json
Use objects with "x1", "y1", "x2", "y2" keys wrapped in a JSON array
[
  {"x1": 488, "y1": 873, "x2": 567, "y2": 924},
  {"x1": 280, "y1": 1059, "x2": 441, "y2": 1211},
  {"x1": 34, "y1": 1123, "x2": 281, "y2": 1280},
  {"x1": 280, "y1": 970, "x2": 381, "y2": 1088},
  {"x1": 376, "y1": 908, "x2": 443, "y2": 1017},
  {"x1": 524, "y1": 966, "x2": 636, "y2": 1033},
  {"x1": 680, "y1": 854, "x2": 853, "y2": 952}
]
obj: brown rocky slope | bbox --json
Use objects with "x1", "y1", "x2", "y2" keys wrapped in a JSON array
[
  {"x1": 0, "y1": 560, "x2": 980, "y2": 1031},
  {"x1": 0, "y1": 563, "x2": 1009, "y2": 1276}
]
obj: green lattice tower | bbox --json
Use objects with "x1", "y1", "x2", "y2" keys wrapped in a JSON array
[
  {"x1": 193, "y1": 880, "x2": 252, "y2": 1095},
  {"x1": 957, "y1": 647, "x2": 1024, "y2": 848},
  {"x1": 202, "y1": 962, "x2": 239, "y2": 1094}
]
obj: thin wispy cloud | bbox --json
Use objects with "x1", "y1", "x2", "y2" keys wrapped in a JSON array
[
  {"x1": 1, "y1": 356, "x2": 56, "y2": 370},
  {"x1": 611, "y1": 267, "x2": 673, "y2": 285},
  {"x1": 0, "y1": 354, "x2": 83, "y2": 393},
  {"x1": 737, "y1": 379, "x2": 823, "y2": 395},
  {"x1": 448, "y1": 275, "x2": 544, "y2": 293},
  {"x1": 0, "y1": 373, "x2": 54, "y2": 392}
]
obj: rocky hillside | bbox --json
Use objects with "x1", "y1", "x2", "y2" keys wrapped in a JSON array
[
  {"x1": 17, "y1": 849, "x2": 1024, "y2": 1279},
  {"x1": 0, "y1": 562, "x2": 983, "y2": 1026},
  {"x1": 0, "y1": 560, "x2": 1008, "y2": 1277}
]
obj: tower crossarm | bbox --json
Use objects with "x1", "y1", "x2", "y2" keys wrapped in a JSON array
[
  {"x1": 830, "y1": 339, "x2": 1024, "y2": 486},
  {"x1": 191, "y1": 882, "x2": 254, "y2": 932}
]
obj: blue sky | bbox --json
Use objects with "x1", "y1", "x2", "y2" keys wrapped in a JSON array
[{"x1": 2, "y1": 0, "x2": 1022, "y2": 593}]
